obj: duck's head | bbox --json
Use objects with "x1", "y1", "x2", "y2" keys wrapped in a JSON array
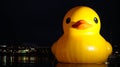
[{"x1": 63, "y1": 6, "x2": 101, "y2": 35}]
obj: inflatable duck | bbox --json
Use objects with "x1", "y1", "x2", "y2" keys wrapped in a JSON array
[{"x1": 51, "y1": 6, "x2": 112, "y2": 63}]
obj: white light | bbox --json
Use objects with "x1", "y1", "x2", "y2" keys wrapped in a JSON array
[
  {"x1": 115, "y1": 51, "x2": 119, "y2": 54},
  {"x1": 105, "y1": 61, "x2": 109, "y2": 64},
  {"x1": 88, "y1": 46, "x2": 94, "y2": 51}
]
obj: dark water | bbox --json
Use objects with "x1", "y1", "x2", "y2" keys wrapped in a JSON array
[
  {"x1": 0, "y1": 55, "x2": 120, "y2": 67},
  {"x1": 0, "y1": 55, "x2": 55, "y2": 67},
  {"x1": 0, "y1": 48, "x2": 120, "y2": 67}
]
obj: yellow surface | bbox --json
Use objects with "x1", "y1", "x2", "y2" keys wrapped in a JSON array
[
  {"x1": 51, "y1": 6, "x2": 113, "y2": 63},
  {"x1": 56, "y1": 63, "x2": 108, "y2": 67}
]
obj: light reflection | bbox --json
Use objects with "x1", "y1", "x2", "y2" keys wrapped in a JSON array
[
  {"x1": 88, "y1": 46, "x2": 95, "y2": 51},
  {"x1": 30, "y1": 56, "x2": 36, "y2": 63},
  {"x1": 10, "y1": 56, "x2": 14, "y2": 65},
  {"x1": 18, "y1": 56, "x2": 29, "y2": 63},
  {"x1": 115, "y1": 51, "x2": 119, "y2": 54},
  {"x1": 56, "y1": 63, "x2": 108, "y2": 67},
  {"x1": 3, "y1": 55, "x2": 7, "y2": 66},
  {"x1": 0, "y1": 54, "x2": 53, "y2": 66}
]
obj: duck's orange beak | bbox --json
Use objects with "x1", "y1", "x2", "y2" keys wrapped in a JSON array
[{"x1": 72, "y1": 20, "x2": 92, "y2": 29}]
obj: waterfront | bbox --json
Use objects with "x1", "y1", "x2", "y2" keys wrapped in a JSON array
[
  {"x1": 0, "y1": 54, "x2": 55, "y2": 67},
  {"x1": 0, "y1": 54, "x2": 120, "y2": 67},
  {"x1": 0, "y1": 44, "x2": 120, "y2": 67},
  {"x1": 0, "y1": 49, "x2": 120, "y2": 67}
]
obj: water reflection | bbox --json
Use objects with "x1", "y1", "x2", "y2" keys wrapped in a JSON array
[
  {"x1": 0, "y1": 54, "x2": 55, "y2": 66},
  {"x1": 56, "y1": 63, "x2": 108, "y2": 67},
  {"x1": 0, "y1": 54, "x2": 120, "y2": 67},
  {"x1": 0, "y1": 45, "x2": 120, "y2": 67}
]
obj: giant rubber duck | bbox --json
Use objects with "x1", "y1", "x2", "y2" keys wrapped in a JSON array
[{"x1": 51, "y1": 6, "x2": 113, "y2": 63}]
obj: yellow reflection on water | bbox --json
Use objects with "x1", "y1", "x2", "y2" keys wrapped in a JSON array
[
  {"x1": 56, "y1": 63, "x2": 108, "y2": 67},
  {"x1": 18, "y1": 56, "x2": 29, "y2": 63},
  {"x1": 17, "y1": 56, "x2": 37, "y2": 63}
]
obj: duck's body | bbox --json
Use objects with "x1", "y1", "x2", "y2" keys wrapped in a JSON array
[
  {"x1": 51, "y1": 6, "x2": 112, "y2": 63},
  {"x1": 52, "y1": 33, "x2": 112, "y2": 63}
]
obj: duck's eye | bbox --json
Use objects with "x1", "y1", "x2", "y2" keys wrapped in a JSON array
[
  {"x1": 66, "y1": 17, "x2": 71, "y2": 24},
  {"x1": 94, "y1": 17, "x2": 98, "y2": 24}
]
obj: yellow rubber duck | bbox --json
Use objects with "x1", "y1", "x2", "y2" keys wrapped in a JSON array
[{"x1": 51, "y1": 6, "x2": 112, "y2": 63}]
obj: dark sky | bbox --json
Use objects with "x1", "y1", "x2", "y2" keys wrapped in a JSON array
[{"x1": 0, "y1": 0, "x2": 118, "y2": 47}]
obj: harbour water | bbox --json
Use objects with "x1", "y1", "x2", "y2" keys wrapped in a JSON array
[
  {"x1": 0, "y1": 54, "x2": 119, "y2": 67},
  {"x1": 0, "y1": 47, "x2": 120, "y2": 67}
]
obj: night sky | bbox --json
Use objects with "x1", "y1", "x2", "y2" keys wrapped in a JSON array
[{"x1": 0, "y1": 0, "x2": 118, "y2": 47}]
